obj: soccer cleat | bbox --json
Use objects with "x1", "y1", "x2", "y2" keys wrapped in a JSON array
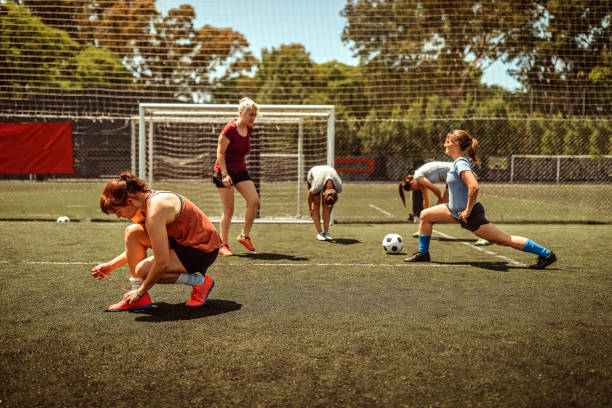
[
  {"x1": 404, "y1": 252, "x2": 431, "y2": 262},
  {"x1": 185, "y1": 275, "x2": 215, "y2": 307},
  {"x1": 529, "y1": 251, "x2": 557, "y2": 269},
  {"x1": 105, "y1": 293, "x2": 152, "y2": 312},
  {"x1": 475, "y1": 238, "x2": 492, "y2": 246},
  {"x1": 236, "y1": 234, "x2": 256, "y2": 251},
  {"x1": 323, "y1": 232, "x2": 333, "y2": 241},
  {"x1": 219, "y1": 244, "x2": 233, "y2": 256},
  {"x1": 412, "y1": 231, "x2": 420, "y2": 238},
  {"x1": 316, "y1": 232, "x2": 327, "y2": 241}
]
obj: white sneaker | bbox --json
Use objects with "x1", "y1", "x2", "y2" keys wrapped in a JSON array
[
  {"x1": 323, "y1": 232, "x2": 333, "y2": 240},
  {"x1": 316, "y1": 233, "x2": 327, "y2": 241}
]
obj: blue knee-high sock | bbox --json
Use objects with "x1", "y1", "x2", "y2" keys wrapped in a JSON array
[
  {"x1": 522, "y1": 239, "x2": 551, "y2": 257},
  {"x1": 418, "y1": 235, "x2": 431, "y2": 254}
]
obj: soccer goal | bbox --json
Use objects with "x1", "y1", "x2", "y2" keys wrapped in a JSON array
[{"x1": 136, "y1": 103, "x2": 335, "y2": 222}]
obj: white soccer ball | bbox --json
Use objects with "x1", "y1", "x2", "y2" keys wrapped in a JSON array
[
  {"x1": 382, "y1": 233, "x2": 403, "y2": 254},
  {"x1": 56, "y1": 216, "x2": 70, "y2": 223}
]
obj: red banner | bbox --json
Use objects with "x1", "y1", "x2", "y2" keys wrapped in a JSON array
[{"x1": 0, "y1": 122, "x2": 75, "y2": 174}]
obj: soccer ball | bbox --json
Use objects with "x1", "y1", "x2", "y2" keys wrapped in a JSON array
[
  {"x1": 382, "y1": 233, "x2": 403, "y2": 254},
  {"x1": 56, "y1": 216, "x2": 70, "y2": 223}
]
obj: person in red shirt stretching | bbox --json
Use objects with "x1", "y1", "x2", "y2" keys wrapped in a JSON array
[{"x1": 212, "y1": 97, "x2": 260, "y2": 256}]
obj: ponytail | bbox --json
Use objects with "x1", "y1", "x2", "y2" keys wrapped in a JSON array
[
  {"x1": 467, "y1": 138, "x2": 479, "y2": 164},
  {"x1": 398, "y1": 175, "x2": 414, "y2": 207}
]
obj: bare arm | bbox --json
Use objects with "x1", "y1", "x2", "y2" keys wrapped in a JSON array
[
  {"x1": 91, "y1": 252, "x2": 127, "y2": 279},
  {"x1": 216, "y1": 134, "x2": 232, "y2": 186},
  {"x1": 417, "y1": 176, "x2": 443, "y2": 202},
  {"x1": 458, "y1": 171, "x2": 479, "y2": 222},
  {"x1": 421, "y1": 186, "x2": 430, "y2": 209}
]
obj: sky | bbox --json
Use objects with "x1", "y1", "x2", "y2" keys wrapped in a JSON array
[{"x1": 156, "y1": 0, "x2": 520, "y2": 91}]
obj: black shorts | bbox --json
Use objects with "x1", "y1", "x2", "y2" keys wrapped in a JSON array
[
  {"x1": 169, "y1": 237, "x2": 218, "y2": 274},
  {"x1": 448, "y1": 202, "x2": 490, "y2": 232},
  {"x1": 212, "y1": 170, "x2": 252, "y2": 188}
]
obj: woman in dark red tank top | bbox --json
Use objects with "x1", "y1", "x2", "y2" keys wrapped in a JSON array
[{"x1": 212, "y1": 97, "x2": 260, "y2": 256}]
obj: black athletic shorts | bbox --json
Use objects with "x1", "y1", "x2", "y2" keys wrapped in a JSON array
[
  {"x1": 448, "y1": 202, "x2": 490, "y2": 232},
  {"x1": 212, "y1": 170, "x2": 252, "y2": 188},
  {"x1": 169, "y1": 237, "x2": 218, "y2": 274}
]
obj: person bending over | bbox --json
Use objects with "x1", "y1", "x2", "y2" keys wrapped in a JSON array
[
  {"x1": 398, "y1": 161, "x2": 452, "y2": 211},
  {"x1": 306, "y1": 165, "x2": 342, "y2": 241},
  {"x1": 92, "y1": 172, "x2": 220, "y2": 312},
  {"x1": 404, "y1": 130, "x2": 557, "y2": 269}
]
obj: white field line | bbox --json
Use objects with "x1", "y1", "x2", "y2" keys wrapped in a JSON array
[
  {"x1": 0, "y1": 260, "x2": 470, "y2": 268},
  {"x1": 368, "y1": 204, "x2": 393, "y2": 217},
  {"x1": 432, "y1": 229, "x2": 527, "y2": 267}
]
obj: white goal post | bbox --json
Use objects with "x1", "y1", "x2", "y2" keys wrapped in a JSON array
[{"x1": 136, "y1": 103, "x2": 335, "y2": 222}]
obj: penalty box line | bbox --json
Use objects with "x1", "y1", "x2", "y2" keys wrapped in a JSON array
[{"x1": 432, "y1": 229, "x2": 527, "y2": 267}]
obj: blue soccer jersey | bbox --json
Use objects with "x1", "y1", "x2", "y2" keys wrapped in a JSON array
[{"x1": 446, "y1": 157, "x2": 475, "y2": 220}]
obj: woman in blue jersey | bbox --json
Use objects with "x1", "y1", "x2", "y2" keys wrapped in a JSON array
[{"x1": 404, "y1": 130, "x2": 557, "y2": 269}]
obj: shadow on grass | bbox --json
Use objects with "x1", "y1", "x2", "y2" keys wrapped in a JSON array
[
  {"x1": 435, "y1": 260, "x2": 533, "y2": 272},
  {"x1": 133, "y1": 299, "x2": 242, "y2": 322},
  {"x1": 434, "y1": 237, "x2": 480, "y2": 243},
  {"x1": 329, "y1": 238, "x2": 360, "y2": 245},
  {"x1": 232, "y1": 252, "x2": 309, "y2": 261}
]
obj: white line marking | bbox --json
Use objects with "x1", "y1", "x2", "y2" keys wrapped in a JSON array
[
  {"x1": 0, "y1": 260, "x2": 469, "y2": 268},
  {"x1": 432, "y1": 229, "x2": 526, "y2": 266},
  {"x1": 368, "y1": 204, "x2": 393, "y2": 217}
]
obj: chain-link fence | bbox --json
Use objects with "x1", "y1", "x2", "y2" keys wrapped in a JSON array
[{"x1": 1, "y1": 116, "x2": 610, "y2": 223}]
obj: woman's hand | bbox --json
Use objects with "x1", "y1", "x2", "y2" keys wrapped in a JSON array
[
  {"x1": 222, "y1": 174, "x2": 233, "y2": 186},
  {"x1": 458, "y1": 209, "x2": 471, "y2": 222},
  {"x1": 122, "y1": 289, "x2": 143, "y2": 305},
  {"x1": 91, "y1": 263, "x2": 112, "y2": 279}
]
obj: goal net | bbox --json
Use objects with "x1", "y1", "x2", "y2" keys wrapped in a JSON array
[{"x1": 137, "y1": 104, "x2": 335, "y2": 222}]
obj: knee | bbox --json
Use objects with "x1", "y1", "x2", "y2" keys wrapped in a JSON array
[
  {"x1": 248, "y1": 195, "x2": 260, "y2": 209},
  {"x1": 125, "y1": 223, "x2": 145, "y2": 242},
  {"x1": 134, "y1": 259, "x2": 149, "y2": 279},
  {"x1": 223, "y1": 204, "x2": 235, "y2": 215},
  {"x1": 420, "y1": 208, "x2": 434, "y2": 223}
]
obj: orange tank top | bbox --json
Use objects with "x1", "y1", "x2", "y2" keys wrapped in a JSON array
[{"x1": 146, "y1": 191, "x2": 221, "y2": 253}]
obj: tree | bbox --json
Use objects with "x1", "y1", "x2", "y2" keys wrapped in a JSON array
[
  {"x1": 21, "y1": 1, "x2": 257, "y2": 102},
  {"x1": 341, "y1": 0, "x2": 520, "y2": 112},
  {"x1": 0, "y1": 2, "x2": 130, "y2": 99},
  {"x1": 501, "y1": 0, "x2": 612, "y2": 117},
  {"x1": 256, "y1": 44, "x2": 315, "y2": 104}
]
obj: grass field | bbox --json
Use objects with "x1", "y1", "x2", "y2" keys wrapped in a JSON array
[
  {"x1": 1, "y1": 220, "x2": 611, "y2": 407},
  {"x1": 1, "y1": 180, "x2": 611, "y2": 223}
]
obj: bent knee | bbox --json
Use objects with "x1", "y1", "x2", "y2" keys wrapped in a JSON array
[{"x1": 125, "y1": 223, "x2": 145, "y2": 239}]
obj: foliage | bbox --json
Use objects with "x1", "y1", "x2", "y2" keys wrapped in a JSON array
[
  {"x1": 500, "y1": 0, "x2": 612, "y2": 117},
  {"x1": 256, "y1": 44, "x2": 314, "y2": 104},
  {"x1": 0, "y1": 2, "x2": 130, "y2": 97}
]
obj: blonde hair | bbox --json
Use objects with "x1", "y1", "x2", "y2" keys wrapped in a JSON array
[
  {"x1": 446, "y1": 130, "x2": 479, "y2": 164},
  {"x1": 238, "y1": 97, "x2": 258, "y2": 116}
]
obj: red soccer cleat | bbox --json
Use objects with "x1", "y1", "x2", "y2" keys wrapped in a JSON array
[
  {"x1": 185, "y1": 275, "x2": 215, "y2": 307},
  {"x1": 236, "y1": 234, "x2": 255, "y2": 251},
  {"x1": 105, "y1": 293, "x2": 152, "y2": 312},
  {"x1": 219, "y1": 244, "x2": 233, "y2": 256}
]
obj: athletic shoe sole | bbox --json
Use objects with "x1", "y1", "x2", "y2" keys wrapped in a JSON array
[{"x1": 105, "y1": 304, "x2": 152, "y2": 312}]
